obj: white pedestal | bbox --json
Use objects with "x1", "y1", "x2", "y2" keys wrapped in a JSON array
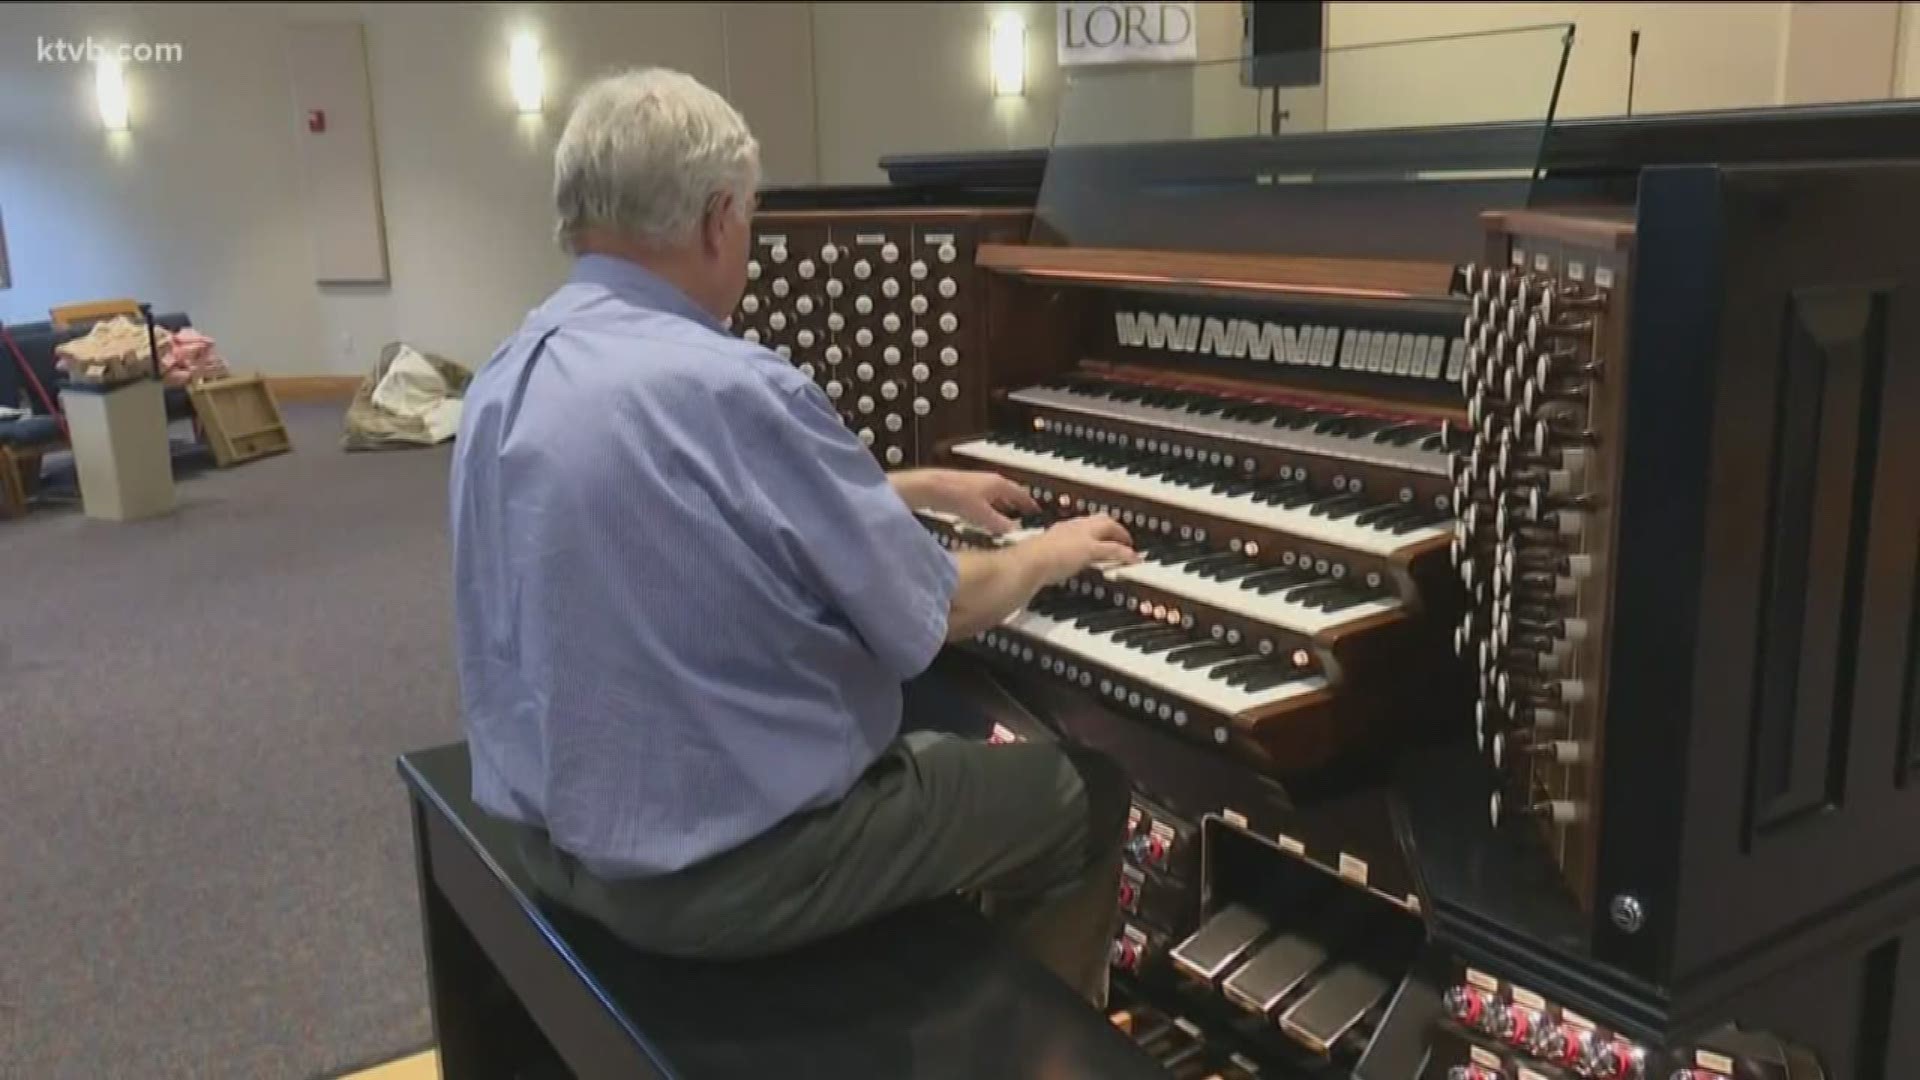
[{"x1": 60, "y1": 379, "x2": 176, "y2": 522}]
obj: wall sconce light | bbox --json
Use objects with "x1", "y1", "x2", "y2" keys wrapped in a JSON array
[
  {"x1": 990, "y1": 14, "x2": 1026, "y2": 97},
  {"x1": 96, "y1": 56, "x2": 131, "y2": 131},
  {"x1": 509, "y1": 32, "x2": 543, "y2": 114}
]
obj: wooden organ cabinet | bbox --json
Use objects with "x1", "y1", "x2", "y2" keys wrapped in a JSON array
[{"x1": 739, "y1": 100, "x2": 1920, "y2": 1080}]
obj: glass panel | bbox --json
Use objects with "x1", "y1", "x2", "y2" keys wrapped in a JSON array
[{"x1": 1036, "y1": 25, "x2": 1574, "y2": 260}]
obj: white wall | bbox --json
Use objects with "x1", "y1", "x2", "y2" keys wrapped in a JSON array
[{"x1": 0, "y1": 2, "x2": 813, "y2": 374}]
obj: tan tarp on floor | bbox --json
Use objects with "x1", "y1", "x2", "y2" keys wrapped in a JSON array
[{"x1": 342, "y1": 342, "x2": 472, "y2": 451}]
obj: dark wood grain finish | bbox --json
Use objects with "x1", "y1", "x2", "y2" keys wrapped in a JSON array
[
  {"x1": 976, "y1": 244, "x2": 1458, "y2": 302},
  {"x1": 1481, "y1": 209, "x2": 1637, "y2": 252}
]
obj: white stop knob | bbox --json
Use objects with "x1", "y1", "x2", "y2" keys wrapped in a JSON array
[
  {"x1": 880, "y1": 381, "x2": 899, "y2": 400},
  {"x1": 741, "y1": 295, "x2": 760, "y2": 313},
  {"x1": 798, "y1": 259, "x2": 815, "y2": 279},
  {"x1": 769, "y1": 312, "x2": 787, "y2": 330},
  {"x1": 795, "y1": 296, "x2": 814, "y2": 315},
  {"x1": 940, "y1": 380, "x2": 959, "y2": 401},
  {"x1": 857, "y1": 395, "x2": 875, "y2": 414},
  {"x1": 796, "y1": 329, "x2": 815, "y2": 348},
  {"x1": 939, "y1": 346, "x2": 959, "y2": 366},
  {"x1": 825, "y1": 345, "x2": 844, "y2": 364},
  {"x1": 881, "y1": 241, "x2": 899, "y2": 263},
  {"x1": 771, "y1": 279, "x2": 790, "y2": 298},
  {"x1": 910, "y1": 260, "x2": 928, "y2": 281},
  {"x1": 910, "y1": 295, "x2": 929, "y2": 314},
  {"x1": 911, "y1": 363, "x2": 930, "y2": 382},
  {"x1": 853, "y1": 260, "x2": 872, "y2": 280},
  {"x1": 885, "y1": 413, "x2": 904, "y2": 432},
  {"x1": 883, "y1": 346, "x2": 902, "y2": 365},
  {"x1": 855, "y1": 296, "x2": 873, "y2": 315},
  {"x1": 776, "y1": 345, "x2": 792, "y2": 359},
  {"x1": 938, "y1": 313, "x2": 958, "y2": 333},
  {"x1": 826, "y1": 380, "x2": 844, "y2": 399},
  {"x1": 938, "y1": 278, "x2": 957, "y2": 298},
  {"x1": 856, "y1": 363, "x2": 875, "y2": 381},
  {"x1": 937, "y1": 243, "x2": 957, "y2": 263},
  {"x1": 771, "y1": 244, "x2": 788, "y2": 263},
  {"x1": 859, "y1": 428, "x2": 876, "y2": 446},
  {"x1": 913, "y1": 397, "x2": 932, "y2": 416},
  {"x1": 743, "y1": 329, "x2": 761, "y2": 343},
  {"x1": 747, "y1": 260, "x2": 762, "y2": 280},
  {"x1": 885, "y1": 446, "x2": 904, "y2": 466},
  {"x1": 883, "y1": 313, "x2": 902, "y2": 333},
  {"x1": 820, "y1": 243, "x2": 839, "y2": 263},
  {"x1": 855, "y1": 328, "x2": 874, "y2": 347},
  {"x1": 827, "y1": 313, "x2": 846, "y2": 331},
  {"x1": 912, "y1": 329, "x2": 930, "y2": 347},
  {"x1": 799, "y1": 362, "x2": 816, "y2": 378},
  {"x1": 826, "y1": 279, "x2": 844, "y2": 298}
]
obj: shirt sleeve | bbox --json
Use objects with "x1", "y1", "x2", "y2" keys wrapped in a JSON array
[{"x1": 751, "y1": 381, "x2": 960, "y2": 679}]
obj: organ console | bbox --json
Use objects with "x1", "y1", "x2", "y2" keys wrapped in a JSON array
[{"x1": 742, "y1": 34, "x2": 1920, "y2": 1079}]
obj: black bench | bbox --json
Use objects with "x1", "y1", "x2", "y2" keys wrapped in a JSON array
[{"x1": 400, "y1": 742, "x2": 1167, "y2": 1079}]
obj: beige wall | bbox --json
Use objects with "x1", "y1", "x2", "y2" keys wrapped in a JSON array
[
  {"x1": 1903, "y1": 2, "x2": 1920, "y2": 95},
  {"x1": 0, "y1": 2, "x2": 812, "y2": 373}
]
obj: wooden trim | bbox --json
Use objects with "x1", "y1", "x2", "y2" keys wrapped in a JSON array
[
  {"x1": 267, "y1": 375, "x2": 361, "y2": 402},
  {"x1": 1482, "y1": 209, "x2": 1637, "y2": 250},
  {"x1": 754, "y1": 208, "x2": 1033, "y2": 224},
  {"x1": 49, "y1": 298, "x2": 141, "y2": 329},
  {"x1": 976, "y1": 244, "x2": 1457, "y2": 301}
]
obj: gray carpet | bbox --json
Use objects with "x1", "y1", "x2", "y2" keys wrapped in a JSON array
[{"x1": 0, "y1": 405, "x2": 459, "y2": 1079}]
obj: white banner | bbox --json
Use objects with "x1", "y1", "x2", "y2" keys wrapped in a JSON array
[{"x1": 1057, "y1": 2, "x2": 1198, "y2": 66}]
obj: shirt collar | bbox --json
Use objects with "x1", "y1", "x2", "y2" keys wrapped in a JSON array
[{"x1": 569, "y1": 254, "x2": 724, "y2": 331}]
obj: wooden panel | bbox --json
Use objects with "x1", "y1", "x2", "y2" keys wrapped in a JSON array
[
  {"x1": 49, "y1": 299, "x2": 140, "y2": 329},
  {"x1": 976, "y1": 244, "x2": 1457, "y2": 301},
  {"x1": 287, "y1": 22, "x2": 389, "y2": 284},
  {"x1": 1747, "y1": 288, "x2": 1890, "y2": 837}
]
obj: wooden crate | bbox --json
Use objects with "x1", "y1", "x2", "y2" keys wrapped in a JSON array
[{"x1": 188, "y1": 374, "x2": 292, "y2": 467}]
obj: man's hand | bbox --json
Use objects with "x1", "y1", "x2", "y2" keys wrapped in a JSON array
[
  {"x1": 895, "y1": 468, "x2": 1041, "y2": 535},
  {"x1": 1023, "y1": 513, "x2": 1140, "y2": 584}
]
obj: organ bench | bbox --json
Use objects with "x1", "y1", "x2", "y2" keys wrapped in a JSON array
[{"x1": 398, "y1": 742, "x2": 1167, "y2": 1080}]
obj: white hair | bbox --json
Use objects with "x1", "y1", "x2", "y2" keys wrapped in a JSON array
[{"x1": 553, "y1": 68, "x2": 761, "y2": 253}]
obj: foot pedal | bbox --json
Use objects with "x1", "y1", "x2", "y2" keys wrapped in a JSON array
[
  {"x1": 1221, "y1": 927, "x2": 1334, "y2": 1015},
  {"x1": 1171, "y1": 904, "x2": 1272, "y2": 984},
  {"x1": 1277, "y1": 958, "x2": 1393, "y2": 1054}
]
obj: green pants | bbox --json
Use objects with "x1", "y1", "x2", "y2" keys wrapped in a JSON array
[{"x1": 511, "y1": 732, "x2": 1131, "y2": 1005}]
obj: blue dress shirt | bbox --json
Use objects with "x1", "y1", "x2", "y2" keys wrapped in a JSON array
[{"x1": 450, "y1": 255, "x2": 959, "y2": 878}]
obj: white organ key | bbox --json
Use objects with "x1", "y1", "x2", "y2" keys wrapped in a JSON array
[
  {"x1": 881, "y1": 380, "x2": 900, "y2": 400},
  {"x1": 741, "y1": 295, "x2": 760, "y2": 313},
  {"x1": 910, "y1": 260, "x2": 929, "y2": 280},
  {"x1": 856, "y1": 328, "x2": 874, "y2": 347},
  {"x1": 885, "y1": 446, "x2": 905, "y2": 466},
  {"x1": 771, "y1": 279, "x2": 790, "y2": 298},
  {"x1": 859, "y1": 428, "x2": 876, "y2": 446},
  {"x1": 820, "y1": 242, "x2": 839, "y2": 263},
  {"x1": 855, "y1": 296, "x2": 874, "y2": 315},
  {"x1": 912, "y1": 328, "x2": 931, "y2": 347},
  {"x1": 826, "y1": 380, "x2": 845, "y2": 399},
  {"x1": 910, "y1": 295, "x2": 929, "y2": 314},
  {"x1": 997, "y1": 609, "x2": 1326, "y2": 718},
  {"x1": 938, "y1": 243, "x2": 957, "y2": 263},
  {"x1": 885, "y1": 412, "x2": 904, "y2": 432},
  {"x1": 911, "y1": 362, "x2": 931, "y2": 382},
  {"x1": 856, "y1": 362, "x2": 875, "y2": 381},
  {"x1": 883, "y1": 313, "x2": 902, "y2": 333},
  {"x1": 798, "y1": 259, "x2": 816, "y2": 280},
  {"x1": 825, "y1": 345, "x2": 844, "y2": 364},
  {"x1": 857, "y1": 395, "x2": 875, "y2": 415},
  {"x1": 938, "y1": 313, "x2": 959, "y2": 333},
  {"x1": 882, "y1": 278, "x2": 901, "y2": 299},
  {"x1": 948, "y1": 438, "x2": 1448, "y2": 558},
  {"x1": 747, "y1": 260, "x2": 762, "y2": 280},
  {"x1": 770, "y1": 244, "x2": 788, "y2": 263},
  {"x1": 826, "y1": 279, "x2": 844, "y2": 298},
  {"x1": 1006, "y1": 386, "x2": 1447, "y2": 476},
  {"x1": 881, "y1": 241, "x2": 900, "y2": 263},
  {"x1": 743, "y1": 329, "x2": 761, "y2": 343},
  {"x1": 914, "y1": 397, "x2": 932, "y2": 416},
  {"x1": 854, "y1": 260, "x2": 872, "y2": 280},
  {"x1": 938, "y1": 277, "x2": 958, "y2": 298},
  {"x1": 795, "y1": 296, "x2": 814, "y2": 315},
  {"x1": 883, "y1": 346, "x2": 902, "y2": 365},
  {"x1": 769, "y1": 312, "x2": 788, "y2": 331},
  {"x1": 797, "y1": 329, "x2": 815, "y2": 348},
  {"x1": 940, "y1": 380, "x2": 960, "y2": 401},
  {"x1": 940, "y1": 346, "x2": 960, "y2": 366}
]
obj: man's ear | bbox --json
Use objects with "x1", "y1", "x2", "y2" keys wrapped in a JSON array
[{"x1": 703, "y1": 192, "x2": 736, "y2": 255}]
